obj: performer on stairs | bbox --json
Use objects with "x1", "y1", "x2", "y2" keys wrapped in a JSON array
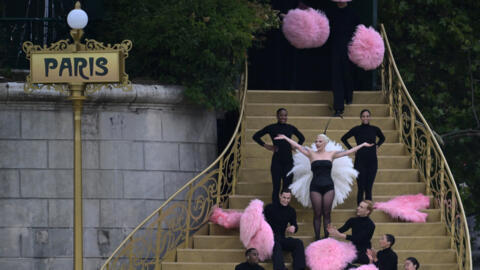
[
  {"x1": 341, "y1": 109, "x2": 385, "y2": 205},
  {"x1": 235, "y1": 248, "x2": 265, "y2": 270},
  {"x1": 274, "y1": 134, "x2": 373, "y2": 240},
  {"x1": 264, "y1": 189, "x2": 306, "y2": 270},
  {"x1": 253, "y1": 108, "x2": 305, "y2": 204},
  {"x1": 328, "y1": 200, "x2": 376, "y2": 265},
  {"x1": 367, "y1": 234, "x2": 398, "y2": 270}
]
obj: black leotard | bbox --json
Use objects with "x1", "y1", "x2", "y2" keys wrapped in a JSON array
[{"x1": 310, "y1": 160, "x2": 334, "y2": 195}]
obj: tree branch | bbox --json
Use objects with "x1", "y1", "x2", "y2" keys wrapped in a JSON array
[
  {"x1": 467, "y1": 52, "x2": 480, "y2": 128},
  {"x1": 441, "y1": 129, "x2": 480, "y2": 140}
]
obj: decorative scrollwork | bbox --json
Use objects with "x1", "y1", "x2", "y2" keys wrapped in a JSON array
[
  {"x1": 22, "y1": 39, "x2": 71, "y2": 59},
  {"x1": 379, "y1": 25, "x2": 472, "y2": 270}
]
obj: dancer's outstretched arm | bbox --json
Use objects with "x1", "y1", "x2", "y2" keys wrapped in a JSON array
[
  {"x1": 274, "y1": 134, "x2": 311, "y2": 157},
  {"x1": 333, "y1": 142, "x2": 374, "y2": 159}
]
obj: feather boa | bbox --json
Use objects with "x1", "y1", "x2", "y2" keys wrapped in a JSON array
[
  {"x1": 374, "y1": 194, "x2": 430, "y2": 223},
  {"x1": 288, "y1": 142, "x2": 358, "y2": 208},
  {"x1": 306, "y1": 238, "x2": 357, "y2": 270}
]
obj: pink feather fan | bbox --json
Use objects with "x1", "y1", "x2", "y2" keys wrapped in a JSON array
[
  {"x1": 374, "y1": 193, "x2": 430, "y2": 223},
  {"x1": 348, "y1": 24, "x2": 385, "y2": 70},
  {"x1": 305, "y1": 238, "x2": 357, "y2": 270},
  {"x1": 209, "y1": 205, "x2": 242, "y2": 229},
  {"x1": 282, "y1": 8, "x2": 330, "y2": 49},
  {"x1": 239, "y1": 199, "x2": 275, "y2": 261}
]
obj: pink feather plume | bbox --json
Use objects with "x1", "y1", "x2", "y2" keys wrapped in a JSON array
[
  {"x1": 306, "y1": 238, "x2": 357, "y2": 270},
  {"x1": 348, "y1": 24, "x2": 385, "y2": 70},
  {"x1": 374, "y1": 193, "x2": 430, "y2": 223},
  {"x1": 282, "y1": 8, "x2": 330, "y2": 49},
  {"x1": 239, "y1": 199, "x2": 274, "y2": 261},
  {"x1": 209, "y1": 205, "x2": 243, "y2": 229}
]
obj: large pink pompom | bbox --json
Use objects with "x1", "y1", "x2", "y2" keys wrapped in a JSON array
[
  {"x1": 282, "y1": 8, "x2": 330, "y2": 49},
  {"x1": 305, "y1": 238, "x2": 357, "y2": 270},
  {"x1": 240, "y1": 199, "x2": 274, "y2": 261},
  {"x1": 348, "y1": 25, "x2": 385, "y2": 70}
]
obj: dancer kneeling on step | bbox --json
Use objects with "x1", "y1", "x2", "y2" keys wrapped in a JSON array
[
  {"x1": 275, "y1": 134, "x2": 373, "y2": 240},
  {"x1": 264, "y1": 189, "x2": 306, "y2": 270},
  {"x1": 328, "y1": 200, "x2": 376, "y2": 265},
  {"x1": 235, "y1": 248, "x2": 265, "y2": 270}
]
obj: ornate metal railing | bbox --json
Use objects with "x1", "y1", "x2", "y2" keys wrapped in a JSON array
[
  {"x1": 380, "y1": 24, "x2": 472, "y2": 270},
  {"x1": 100, "y1": 63, "x2": 248, "y2": 270}
]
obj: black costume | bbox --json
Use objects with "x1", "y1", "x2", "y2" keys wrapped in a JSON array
[
  {"x1": 235, "y1": 262, "x2": 265, "y2": 270},
  {"x1": 253, "y1": 123, "x2": 305, "y2": 204},
  {"x1": 341, "y1": 123, "x2": 385, "y2": 204},
  {"x1": 326, "y1": 5, "x2": 360, "y2": 112},
  {"x1": 375, "y1": 247, "x2": 398, "y2": 270},
  {"x1": 264, "y1": 202, "x2": 306, "y2": 270},
  {"x1": 310, "y1": 160, "x2": 334, "y2": 194},
  {"x1": 338, "y1": 216, "x2": 375, "y2": 264}
]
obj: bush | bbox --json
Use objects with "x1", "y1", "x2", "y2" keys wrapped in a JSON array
[{"x1": 98, "y1": 0, "x2": 279, "y2": 110}]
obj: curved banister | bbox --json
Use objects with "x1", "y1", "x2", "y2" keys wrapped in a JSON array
[
  {"x1": 101, "y1": 61, "x2": 248, "y2": 270},
  {"x1": 380, "y1": 24, "x2": 472, "y2": 270}
]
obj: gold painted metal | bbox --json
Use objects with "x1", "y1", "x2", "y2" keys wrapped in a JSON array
[
  {"x1": 100, "y1": 61, "x2": 248, "y2": 270},
  {"x1": 380, "y1": 24, "x2": 472, "y2": 270},
  {"x1": 22, "y1": 3, "x2": 132, "y2": 269}
]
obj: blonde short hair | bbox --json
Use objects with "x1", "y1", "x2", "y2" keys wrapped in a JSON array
[
  {"x1": 316, "y1": 134, "x2": 330, "y2": 143},
  {"x1": 362, "y1": 200, "x2": 374, "y2": 216}
]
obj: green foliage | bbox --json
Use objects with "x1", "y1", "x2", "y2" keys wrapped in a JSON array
[
  {"x1": 97, "y1": 0, "x2": 279, "y2": 110},
  {"x1": 379, "y1": 1, "x2": 480, "y2": 226}
]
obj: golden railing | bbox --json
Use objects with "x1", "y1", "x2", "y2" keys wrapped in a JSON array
[
  {"x1": 380, "y1": 24, "x2": 472, "y2": 270},
  {"x1": 100, "y1": 63, "x2": 248, "y2": 270}
]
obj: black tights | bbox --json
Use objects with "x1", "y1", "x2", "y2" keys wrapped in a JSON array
[{"x1": 310, "y1": 190, "x2": 335, "y2": 240}]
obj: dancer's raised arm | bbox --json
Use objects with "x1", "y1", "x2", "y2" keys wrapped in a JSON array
[
  {"x1": 274, "y1": 134, "x2": 311, "y2": 157},
  {"x1": 333, "y1": 142, "x2": 374, "y2": 159}
]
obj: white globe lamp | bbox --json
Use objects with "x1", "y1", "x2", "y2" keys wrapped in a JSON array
[{"x1": 67, "y1": 2, "x2": 88, "y2": 29}]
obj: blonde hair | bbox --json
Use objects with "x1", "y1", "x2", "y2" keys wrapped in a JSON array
[
  {"x1": 316, "y1": 134, "x2": 330, "y2": 143},
  {"x1": 362, "y1": 200, "x2": 374, "y2": 216}
]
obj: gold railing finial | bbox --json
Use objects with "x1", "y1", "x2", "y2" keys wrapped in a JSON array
[{"x1": 75, "y1": 1, "x2": 81, "y2": 9}]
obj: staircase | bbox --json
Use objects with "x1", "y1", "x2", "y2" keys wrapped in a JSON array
[{"x1": 161, "y1": 90, "x2": 457, "y2": 270}]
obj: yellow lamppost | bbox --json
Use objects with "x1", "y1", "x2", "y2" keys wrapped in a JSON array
[{"x1": 22, "y1": 2, "x2": 132, "y2": 269}]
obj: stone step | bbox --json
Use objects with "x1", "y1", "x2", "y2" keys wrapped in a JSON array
[
  {"x1": 209, "y1": 208, "x2": 440, "y2": 223},
  {"x1": 192, "y1": 235, "x2": 451, "y2": 250},
  {"x1": 238, "y1": 168, "x2": 419, "y2": 183},
  {"x1": 208, "y1": 222, "x2": 447, "y2": 237},
  {"x1": 235, "y1": 182, "x2": 425, "y2": 196},
  {"x1": 246, "y1": 90, "x2": 386, "y2": 104},
  {"x1": 228, "y1": 195, "x2": 434, "y2": 210},
  {"x1": 245, "y1": 116, "x2": 396, "y2": 130},
  {"x1": 162, "y1": 262, "x2": 457, "y2": 270},
  {"x1": 242, "y1": 156, "x2": 411, "y2": 170},
  {"x1": 245, "y1": 103, "x2": 390, "y2": 117},
  {"x1": 245, "y1": 129, "x2": 400, "y2": 144},
  {"x1": 176, "y1": 248, "x2": 456, "y2": 264}
]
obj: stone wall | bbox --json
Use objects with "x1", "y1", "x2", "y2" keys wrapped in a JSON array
[{"x1": 0, "y1": 83, "x2": 218, "y2": 269}]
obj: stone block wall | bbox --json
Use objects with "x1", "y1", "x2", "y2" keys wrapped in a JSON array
[{"x1": 0, "y1": 83, "x2": 218, "y2": 269}]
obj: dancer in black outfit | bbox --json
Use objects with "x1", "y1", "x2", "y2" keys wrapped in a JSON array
[
  {"x1": 235, "y1": 248, "x2": 265, "y2": 270},
  {"x1": 404, "y1": 257, "x2": 420, "y2": 270},
  {"x1": 367, "y1": 234, "x2": 398, "y2": 270},
  {"x1": 328, "y1": 200, "x2": 376, "y2": 265},
  {"x1": 264, "y1": 189, "x2": 306, "y2": 270},
  {"x1": 326, "y1": 1, "x2": 360, "y2": 116},
  {"x1": 275, "y1": 134, "x2": 373, "y2": 240},
  {"x1": 341, "y1": 109, "x2": 385, "y2": 205},
  {"x1": 253, "y1": 108, "x2": 305, "y2": 204}
]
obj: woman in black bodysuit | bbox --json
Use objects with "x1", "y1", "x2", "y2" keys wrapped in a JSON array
[{"x1": 275, "y1": 134, "x2": 373, "y2": 240}]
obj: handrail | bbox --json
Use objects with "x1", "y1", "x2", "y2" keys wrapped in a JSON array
[
  {"x1": 380, "y1": 24, "x2": 472, "y2": 270},
  {"x1": 101, "y1": 61, "x2": 248, "y2": 270}
]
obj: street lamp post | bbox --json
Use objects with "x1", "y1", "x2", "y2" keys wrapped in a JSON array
[{"x1": 22, "y1": 2, "x2": 132, "y2": 269}]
